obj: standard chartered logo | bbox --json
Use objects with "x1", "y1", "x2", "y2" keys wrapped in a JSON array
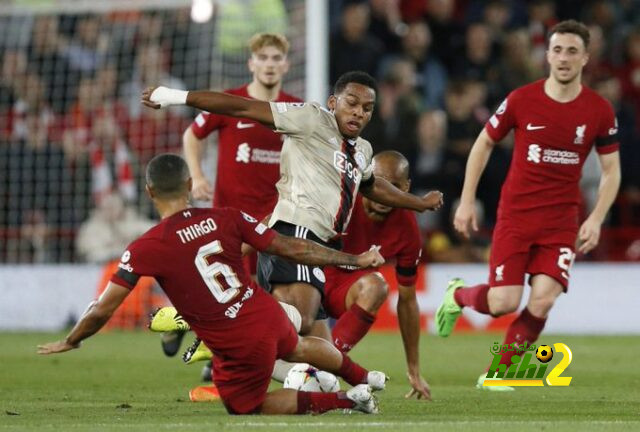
[
  {"x1": 527, "y1": 144, "x2": 541, "y2": 163},
  {"x1": 527, "y1": 144, "x2": 580, "y2": 165},
  {"x1": 235, "y1": 143, "x2": 280, "y2": 164},
  {"x1": 236, "y1": 143, "x2": 251, "y2": 163}
]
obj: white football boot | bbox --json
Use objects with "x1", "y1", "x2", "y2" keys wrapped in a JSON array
[
  {"x1": 346, "y1": 384, "x2": 379, "y2": 414},
  {"x1": 367, "y1": 371, "x2": 389, "y2": 391}
]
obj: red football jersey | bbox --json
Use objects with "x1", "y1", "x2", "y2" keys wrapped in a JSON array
[
  {"x1": 190, "y1": 85, "x2": 302, "y2": 219},
  {"x1": 485, "y1": 79, "x2": 619, "y2": 229},
  {"x1": 110, "y1": 207, "x2": 276, "y2": 353},
  {"x1": 331, "y1": 195, "x2": 422, "y2": 286}
]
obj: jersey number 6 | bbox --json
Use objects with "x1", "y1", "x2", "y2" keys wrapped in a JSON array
[{"x1": 195, "y1": 240, "x2": 242, "y2": 303}]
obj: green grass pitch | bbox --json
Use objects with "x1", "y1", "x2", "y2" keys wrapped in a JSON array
[{"x1": 1, "y1": 331, "x2": 639, "y2": 431}]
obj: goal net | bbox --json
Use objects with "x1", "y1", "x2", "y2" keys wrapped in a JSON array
[{"x1": 0, "y1": 0, "x2": 307, "y2": 264}]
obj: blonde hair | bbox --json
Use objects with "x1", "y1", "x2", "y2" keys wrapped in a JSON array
[{"x1": 248, "y1": 33, "x2": 290, "y2": 55}]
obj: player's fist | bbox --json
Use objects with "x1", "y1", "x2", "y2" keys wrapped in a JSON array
[
  {"x1": 454, "y1": 201, "x2": 478, "y2": 239},
  {"x1": 141, "y1": 86, "x2": 188, "y2": 109},
  {"x1": 192, "y1": 176, "x2": 214, "y2": 201},
  {"x1": 356, "y1": 246, "x2": 385, "y2": 268},
  {"x1": 419, "y1": 191, "x2": 444, "y2": 211}
]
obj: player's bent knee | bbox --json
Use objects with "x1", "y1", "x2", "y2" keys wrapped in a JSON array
[
  {"x1": 356, "y1": 273, "x2": 388, "y2": 312},
  {"x1": 284, "y1": 336, "x2": 313, "y2": 363},
  {"x1": 489, "y1": 295, "x2": 520, "y2": 316}
]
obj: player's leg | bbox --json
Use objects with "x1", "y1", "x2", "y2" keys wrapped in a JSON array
[
  {"x1": 253, "y1": 298, "x2": 378, "y2": 415},
  {"x1": 493, "y1": 275, "x2": 562, "y2": 370},
  {"x1": 284, "y1": 335, "x2": 387, "y2": 390},
  {"x1": 436, "y1": 227, "x2": 529, "y2": 337},
  {"x1": 271, "y1": 282, "x2": 322, "y2": 335},
  {"x1": 257, "y1": 222, "x2": 332, "y2": 335},
  {"x1": 331, "y1": 271, "x2": 387, "y2": 352},
  {"x1": 528, "y1": 274, "x2": 564, "y2": 318},
  {"x1": 260, "y1": 386, "x2": 378, "y2": 415},
  {"x1": 308, "y1": 318, "x2": 332, "y2": 340},
  {"x1": 494, "y1": 243, "x2": 571, "y2": 367}
]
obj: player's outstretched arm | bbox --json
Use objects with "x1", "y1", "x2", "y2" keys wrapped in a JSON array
[
  {"x1": 37, "y1": 283, "x2": 130, "y2": 355},
  {"x1": 142, "y1": 86, "x2": 275, "y2": 127},
  {"x1": 396, "y1": 284, "x2": 431, "y2": 401},
  {"x1": 360, "y1": 176, "x2": 443, "y2": 212},
  {"x1": 265, "y1": 234, "x2": 384, "y2": 268},
  {"x1": 454, "y1": 129, "x2": 496, "y2": 239},
  {"x1": 578, "y1": 151, "x2": 621, "y2": 254}
]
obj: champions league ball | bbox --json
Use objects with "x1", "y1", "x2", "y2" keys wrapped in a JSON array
[
  {"x1": 283, "y1": 363, "x2": 340, "y2": 392},
  {"x1": 536, "y1": 345, "x2": 554, "y2": 363}
]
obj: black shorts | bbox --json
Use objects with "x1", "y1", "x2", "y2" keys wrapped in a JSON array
[{"x1": 257, "y1": 221, "x2": 341, "y2": 321}]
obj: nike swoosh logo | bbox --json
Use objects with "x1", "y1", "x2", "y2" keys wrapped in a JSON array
[
  {"x1": 237, "y1": 121, "x2": 255, "y2": 129},
  {"x1": 526, "y1": 123, "x2": 546, "y2": 130}
]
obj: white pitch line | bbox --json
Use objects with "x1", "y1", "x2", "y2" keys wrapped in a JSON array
[{"x1": 4, "y1": 420, "x2": 638, "y2": 429}]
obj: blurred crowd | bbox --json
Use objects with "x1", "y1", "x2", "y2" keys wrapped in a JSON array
[
  {"x1": 0, "y1": 8, "x2": 216, "y2": 262},
  {"x1": 330, "y1": 0, "x2": 640, "y2": 261},
  {"x1": 0, "y1": 0, "x2": 638, "y2": 263}
]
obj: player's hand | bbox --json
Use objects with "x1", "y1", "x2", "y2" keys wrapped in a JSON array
[
  {"x1": 141, "y1": 86, "x2": 188, "y2": 109},
  {"x1": 419, "y1": 191, "x2": 444, "y2": 211},
  {"x1": 356, "y1": 246, "x2": 385, "y2": 268},
  {"x1": 141, "y1": 86, "x2": 161, "y2": 109},
  {"x1": 192, "y1": 176, "x2": 214, "y2": 201},
  {"x1": 578, "y1": 217, "x2": 601, "y2": 254},
  {"x1": 405, "y1": 371, "x2": 432, "y2": 401},
  {"x1": 454, "y1": 201, "x2": 478, "y2": 239},
  {"x1": 37, "y1": 340, "x2": 80, "y2": 355}
]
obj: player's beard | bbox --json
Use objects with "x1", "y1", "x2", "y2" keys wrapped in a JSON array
[
  {"x1": 257, "y1": 73, "x2": 281, "y2": 90},
  {"x1": 553, "y1": 68, "x2": 580, "y2": 85}
]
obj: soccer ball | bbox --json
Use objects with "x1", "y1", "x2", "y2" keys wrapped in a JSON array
[
  {"x1": 536, "y1": 345, "x2": 554, "y2": 363},
  {"x1": 283, "y1": 363, "x2": 340, "y2": 392}
]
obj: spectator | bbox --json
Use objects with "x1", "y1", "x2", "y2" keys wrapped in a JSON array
[
  {"x1": 61, "y1": 14, "x2": 109, "y2": 75},
  {"x1": 120, "y1": 44, "x2": 186, "y2": 118},
  {"x1": 330, "y1": 1, "x2": 385, "y2": 84},
  {"x1": 361, "y1": 57, "x2": 421, "y2": 159},
  {"x1": 527, "y1": 0, "x2": 558, "y2": 68},
  {"x1": 423, "y1": 0, "x2": 464, "y2": 71},
  {"x1": 368, "y1": 0, "x2": 406, "y2": 53},
  {"x1": 616, "y1": 28, "x2": 640, "y2": 127},
  {"x1": 452, "y1": 22, "x2": 501, "y2": 105},
  {"x1": 593, "y1": 75, "x2": 640, "y2": 226},
  {"x1": 27, "y1": 15, "x2": 73, "y2": 113},
  {"x1": 582, "y1": 25, "x2": 613, "y2": 87},
  {"x1": 495, "y1": 29, "x2": 544, "y2": 95},
  {"x1": 395, "y1": 20, "x2": 447, "y2": 109},
  {"x1": 412, "y1": 109, "x2": 448, "y2": 230},
  {"x1": 76, "y1": 191, "x2": 153, "y2": 263}
]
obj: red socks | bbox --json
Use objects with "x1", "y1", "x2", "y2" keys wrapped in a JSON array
[
  {"x1": 331, "y1": 304, "x2": 376, "y2": 353},
  {"x1": 296, "y1": 391, "x2": 354, "y2": 414},
  {"x1": 295, "y1": 353, "x2": 369, "y2": 414},
  {"x1": 453, "y1": 283, "x2": 491, "y2": 314},
  {"x1": 337, "y1": 353, "x2": 368, "y2": 386},
  {"x1": 499, "y1": 308, "x2": 547, "y2": 367}
]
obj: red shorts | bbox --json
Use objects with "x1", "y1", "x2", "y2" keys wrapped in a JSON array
[
  {"x1": 324, "y1": 267, "x2": 374, "y2": 318},
  {"x1": 489, "y1": 221, "x2": 577, "y2": 291},
  {"x1": 204, "y1": 293, "x2": 298, "y2": 414}
]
